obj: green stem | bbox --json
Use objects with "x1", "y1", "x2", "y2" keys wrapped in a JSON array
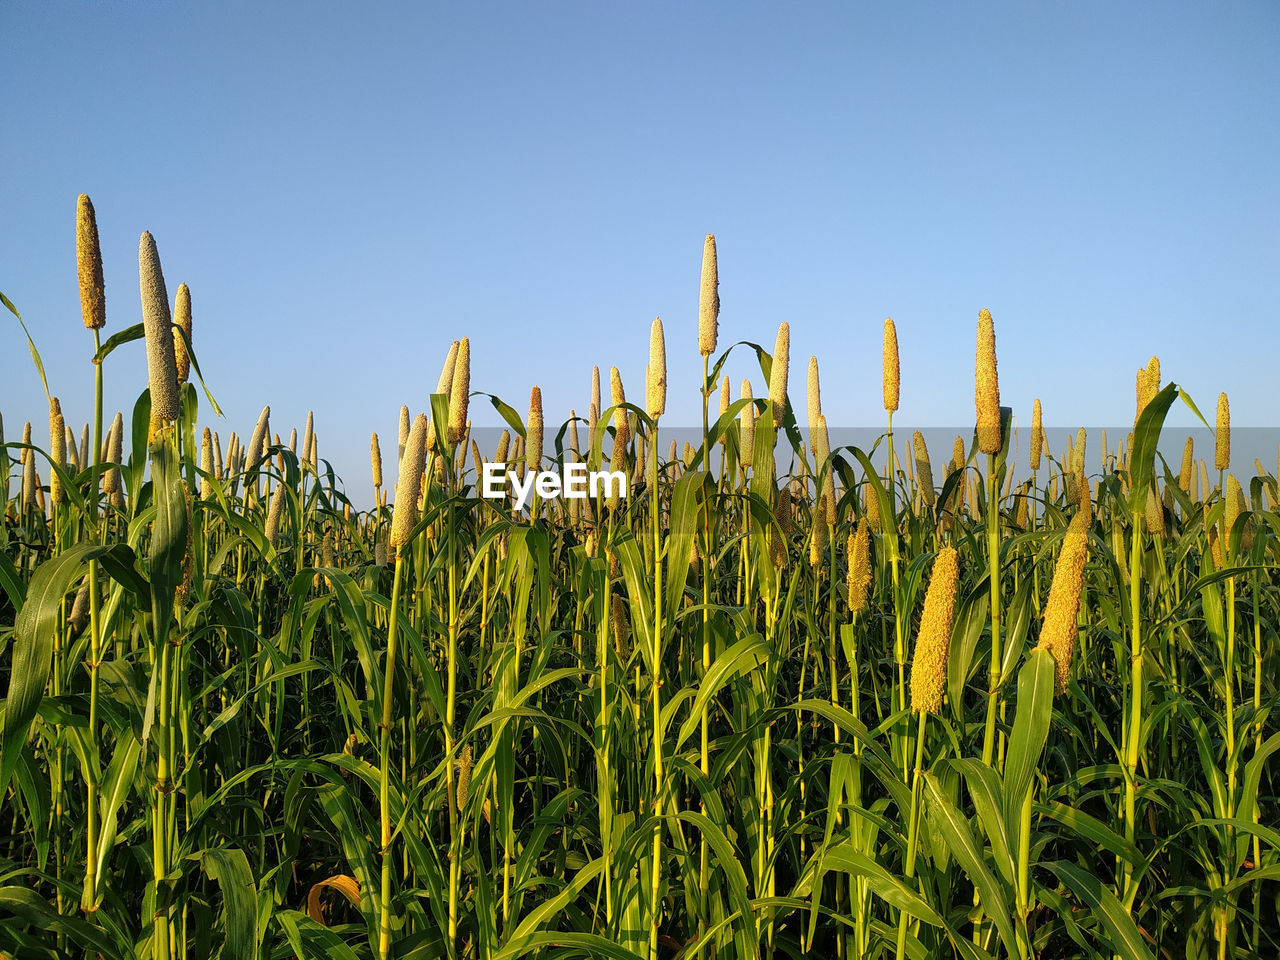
[{"x1": 378, "y1": 555, "x2": 406, "y2": 960}]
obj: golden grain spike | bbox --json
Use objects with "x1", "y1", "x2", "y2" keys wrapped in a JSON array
[
  {"x1": 104, "y1": 413, "x2": 124, "y2": 507},
  {"x1": 698, "y1": 233, "x2": 719, "y2": 356},
  {"x1": 173, "y1": 282, "x2": 192, "y2": 385},
  {"x1": 49, "y1": 403, "x2": 66, "y2": 506},
  {"x1": 882, "y1": 318, "x2": 900, "y2": 413},
  {"x1": 1224, "y1": 473, "x2": 1243, "y2": 553},
  {"x1": 610, "y1": 367, "x2": 628, "y2": 449},
  {"x1": 913, "y1": 431, "x2": 935, "y2": 509},
  {"x1": 139, "y1": 232, "x2": 180, "y2": 424},
  {"x1": 1145, "y1": 484, "x2": 1165, "y2": 538},
  {"x1": 846, "y1": 519, "x2": 872, "y2": 614},
  {"x1": 246, "y1": 406, "x2": 271, "y2": 472},
  {"x1": 647, "y1": 317, "x2": 667, "y2": 417},
  {"x1": 807, "y1": 356, "x2": 822, "y2": 432},
  {"x1": 769, "y1": 321, "x2": 790, "y2": 428},
  {"x1": 607, "y1": 432, "x2": 627, "y2": 510},
  {"x1": 390, "y1": 414, "x2": 429, "y2": 555},
  {"x1": 1178, "y1": 437, "x2": 1194, "y2": 494},
  {"x1": 301, "y1": 410, "x2": 314, "y2": 470},
  {"x1": 1215, "y1": 392, "x2": 1230, "y2": 471},
  {"x1": 494, "y1": 429, "x2": 510, "y2": 464},
  {"x1": 815, "y1": 414, "x2": 837, "y2": 523},
  {"x1": 371, "y1": 433, "x2": 383, "y2": 488},
  {"x1": 436, "y1": 340, "x2": 460, "y2": 398},
  {"x1": 76, "y1": 195, "x2": 106, "y2": 330},
  {"x1": 397, "y1": 405, "x2": 410, "y2": 463},
  {"x1": 909, "y1": 546, "x2": 960, "y2": 715},
  {"x1": 447, "y1": 337, "x2": 471, "y2": 444},
  {"x1": 65, "y1": 425, "x2": 80, "y2": 473},
  {"x1": 21, "y1": 422, "x2": 36, "y2": 509},
  {"x1": 739, "y1": 380, "x2": 756, "y2": 468},
  {"x1": 527, "y1": 386, "x2": 544, "y2": 472},
  {"x1": 611, "y1": 593, "x2": 631, "y2": 658},
  {"x1": 864, "y1": 477, "x2": 882, "y2": 532},
  {"x1": 809, "y1": 507, "x2": 829, "y2": 568},
  {"x1": 455, "y1": 745, "x2": 473, "y2": 816},
  {"x1": 951, "y1": 436, "x2": 966, "y2": 474},
  {"x1": 264, "y1": 482, "x2": 285, "y2": 547},
  {"x1": 1036, "y1": 507, "x2": 1090, "y2": 694},
  {"x1": 975, "y1": 309, "x2": 1000, "y2": 454},
  {"x1": 719, "y1": 375, "x2": 731, "y2": 420},
  {"x1": 200, "y1": 427, "x2": 214, "y2": 500},
  {"x1": 1030, "y1": 399, "x2": 1044, "y2": 472},
  {"x1": 591, "y1": 365, "x2": 601, "y2": 419}
]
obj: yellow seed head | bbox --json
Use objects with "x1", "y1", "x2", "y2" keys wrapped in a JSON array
[
  {"x1": 397, "y1": 405, "x2": 410, "y2": 463},
  {"x1": 21, "y1": 422, "x2": 35, "y2": 509},
  {"x1": 1134, "y1": 367, "x2": 1152, "y2": 426},
  {"x1": 952, "y1": 436, "x2": 966, "y2": 474},
  {"x1": 769, "y1": 321, "x2": 790, "y2": 427},
  {"x1": 139, "y1": 232, "x2": 180, "y2": 423},
  {"x1": 494, "y1": 429, "x2": 510, "y2": 463},
  {"x1": 846, "y1": 519, "x2": 872, "y2": 614},
  {"x1": 1036, "y1": 507, "x2": 1090, "y2": 695},
  {"x1": 809, "y1": 511, "x2": 829, "y2": 568},
  {"x1": 1178, "y1": 437, "x2": 1194, "y2": 494},
  {"x1": 265, "y1": 482, "x2": 285, "y2": 546},
  {"x1": 390, "y1": 414, "x2": 429, "y2": 555},
  {"x1": 975, "y1": 309, "x2": 1000, "y2": 454},
  {"x1": 371, "y1": 433, "x2": 383, "y2": 488},
  {"x1": 864, "y1": 478, "x2": 882, "y2": 532},
  {"x1": 814, "y1": 414, "x2": 836, "y2": 523},
  {"x1": 527, "y1": 386, "x2": 544, "y2": 471},
  {"x1": 807, "y1": 356, "x2": 822, "y2": 431},
  {"x1": 776, "y1": 484, "x2": 792, "y2": 536},
  {"x1": 76, "y1": 195, "x2": 106, "y2": 330},
  {"x1": 610, "y1": 367, "x2": 628, "y2": 449},
  {"x1": 611, "y1": 593, "x2": 631, "y2": 659},
  {"x1": 448, "y1": 337, "x2": 471, "y2": 444},
  {"x1": 436, "y1": 340, "x2": 460, "y2": 397},
  {"x1": 647, "y1": 317, "x2": 667, "y2": 417},
  {"x1": 739, "y1": 380, "x2": 755, "y2": 467},
  {"x1": 1145, "y1": 483, "x2": 1165, "y2": 538},
  {"x1": 698, "y1": 233, "x2": 720, "y2": 356},
  {"x1": 607, "y1": 433, "x2": 627, "y2": 510},
  {"x1": 247, "y1": 406, "x2": 271, "y2": 472},
  {"x1": 200, "y1": 427, "x2": 213, "y2": 500},
  {"x1": 49, "y1": 404, "x2": 66, "y2": 506},
  {"x1": 1215, "y1": 392, "x2": 1230, "y2": 470},
  {"x1": 909, "y1": 547, "x2": 960, "y2": 715},
  {"x1": 455, "y1": 744, "x2": 473, "y2": 816},
  {"x1": 913, "y1": 431, "x2": 935, "y2": 509},
  {"x1": 719, "y1": 375, "x2": 731, "y2": 420},
  {"x1": 882, "y1": 318, "x2": 900, "y2": 413},
  {"x1": 173, "y1": 282, "x2": 192, "y2": 385},
  {"x1": 1224, "y1": 473, "x2": 1242, "y2": 553},
  {"x1": 1030, "y1": 399, "x2": 1043, "y2": 472}
]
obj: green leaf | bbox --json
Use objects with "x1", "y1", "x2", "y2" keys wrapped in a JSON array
[
  {"x1": 923, "y1": 772, "x2": 1017, "y2": 956},
  {"x1": 1045, "y1": 860, "x2": 1155, "y2": 960},
  {"x1": 1, "y1": 543, "x2": 131, "y2": 800},
  {"x1": 1002, "y1": 647, "x2": 1055, "y2": 833},
  {"x1": 199, "y1": 847, "x2": 258, "y2": 960},
  {"x1": 91, "y1": 322, "x2": 145, "y2": 363},
  {"x1": 1, "y1": 290, "x2": 50, "y2": 402}
]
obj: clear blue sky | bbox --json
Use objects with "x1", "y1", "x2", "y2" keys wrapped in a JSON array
[{"x1": 3, "y1": 2, "x2": 1277, "y2": 501}]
